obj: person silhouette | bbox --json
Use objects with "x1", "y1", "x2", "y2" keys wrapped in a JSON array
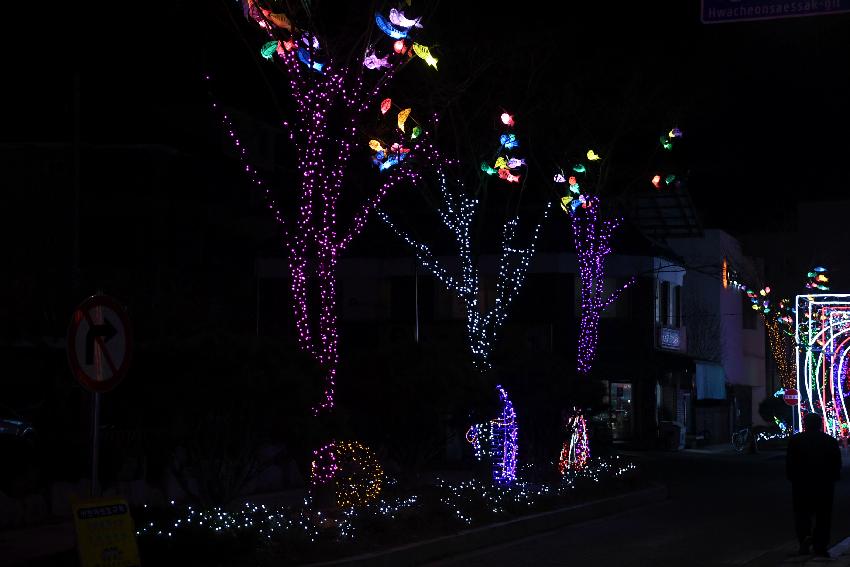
[{"x1": 786, "y1": 412, "x2": 842, "y2": 557}]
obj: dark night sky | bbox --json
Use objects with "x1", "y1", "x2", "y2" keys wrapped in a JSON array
[{"x1": 5, "y1": 1, "x2": 850, "y2": 235}]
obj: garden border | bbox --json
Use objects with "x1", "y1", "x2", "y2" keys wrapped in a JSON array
[{"x1": 303, "y1": 482, "x2": 668, "y2": 566}]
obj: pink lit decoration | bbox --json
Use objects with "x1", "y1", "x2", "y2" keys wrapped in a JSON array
[
  {"x1": 378, "y1": 114, "x2": 549, "y2": 370},
  {"x1": 500, "y1": 113, "x2": 515, "y2": 126},
  {"x1": 559, "y1": 409, "x2": 590, "y2": 473},
  {"x1": 393, "y1": 40, "x2": 408, "y2": 54},
  {"x1": 389, "y1": 8, "x2": 424, "y2": 29},
  {"x1": 364, "y1": 49, "x2": 391, "y2": 70},
  {"x1": 225, "y1": 2, "x2": 425, "y2": 412},
  {"x1": 381, "y1": 98, "x2": 392, "y2": 114},
  {"x1": 651, "y1": 174, "x2": 661, "y2": 188}
]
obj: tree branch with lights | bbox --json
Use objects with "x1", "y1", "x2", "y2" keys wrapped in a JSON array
[
  {"x1": 552, "y1": 127, "x2": 685, "y2": 377},
  {"x1": 378, "y1": 113, "x2": 551, "y2": 372},
  {"x1": 211, "y1": 2, "x2": 443, "y2": 412}
]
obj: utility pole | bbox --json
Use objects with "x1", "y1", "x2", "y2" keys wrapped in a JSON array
[
  {"x1": 414, "y1": 258, "x2": 420, "y2": 344},
  {"x1": 72, "y1": 73, "x2": 81, "y2": 292}
]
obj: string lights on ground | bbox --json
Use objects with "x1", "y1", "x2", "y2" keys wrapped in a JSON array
[
  {"x1": 311, "y1": 441, "x2": 384, "y2": 508},
  {"x1": 137, "y1": 457, "x2": 638, "y2": 554}
]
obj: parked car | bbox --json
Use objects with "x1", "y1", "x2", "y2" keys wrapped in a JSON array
[
  {"x1": 0, "y1": 405, "x2": 39, "y2": 495},
  {"x1": 0, "y1": 405, "x2": 35, "y2": 440}
]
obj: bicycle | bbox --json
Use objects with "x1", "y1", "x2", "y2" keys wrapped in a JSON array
[{"x1": 731, "y1": 427, "x2": 752, "y2": 453}]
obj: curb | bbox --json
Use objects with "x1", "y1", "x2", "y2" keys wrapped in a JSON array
[{"x1": 303, "y1": 483, "x2": 668, "y2": 566}]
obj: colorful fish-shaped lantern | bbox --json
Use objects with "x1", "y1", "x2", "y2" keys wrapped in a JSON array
[
  {"x1": 482, "y1": 162, "x2": 498, "y2": 175},
  {"x1": 393, "y1": 40, "x2": 408, "y2": 54},
  {"x1": 397, "y1": 108, "x2": 412, "y2": 132},
  {"x1": 389, "y1": 8, "x2": 423, "y2": 28},
  {"x1": 364, "y1": 50, "x2": 391, "y2": 69},
  {"x1": 301, "y1": 34, "x2": 320, "y2": 50},
  {"x1": 586, "y1": 150, "x2": 600, "y2": 161},
  {"x1": 554, "y1": 173, "x2": 566, "y2": 183},
  {"x1": 260, "y1": 8, "x2": 293, "y2": 31},
  {"x1": 664, "y1": 174, "x2": 676, "y2": 185},
  {"x1": 277, "y1": 40, "x2": 295, "y2": 56},
  {"x1": 660, "y1": 135, "x2": 673, "y2": 150},
  {"x1": 570, "y1": 197, "x2": 582, "y2": 212},
  {"x1": 411, "y1": 126, "x2": 422, "y2": 139},
  {"x1": 297, "y1": 48, "x2": 324, "y2": 72},
  {"x1": 572, "y1": 164, "x2": 586, "y2": 173},
  {"x1": 506, "y1": 158, "x2": 525, "y2": 169},
  {"x1": 380, "y1": 98, "x2": 392, "y2": 115},
  {"x1": 669, "y1": 127, "x2": 683, "y2": 138},
  {"x1": 500, "y1": 134, "x2": 518, "y2": 149},
  {"x1": 375, "y1": 13, "x2": 409, "y2": 39},
  {"x1": 560, "y1": 195, "x2": 573, "y2": 213},
  {"x1": 369, "y1": 140, "x2": 385, "y2": 153},
  {"x1": 498, "y1": 168, "x2": 520, "y2": 183},
  {"x1": 260, "y1": 41, "x2": 278, "y2": 60},
  {"x1": 494, "y1": 157, "x2": 508, "y2": 170},
  {"x1": 651, "y1": 174, "x2": 661, "y2": 188},
  {"x1": 501, "y1": 113, "x2": 515, "y2": 127},
  {"x1": 412, "y1": 43, "x2": 438, "y2": 69}
]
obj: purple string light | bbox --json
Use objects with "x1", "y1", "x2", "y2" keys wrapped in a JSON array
[
  {"x1": 206, "y1": 11, "x2": 417, "y2": 413},
  {"x1": 571, "y1": 199, "x2": 634, "y2": 376}
]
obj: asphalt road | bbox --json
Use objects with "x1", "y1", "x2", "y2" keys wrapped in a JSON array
[{"x1": 426, "y1": 448, "x2": 850, "y2": 567}]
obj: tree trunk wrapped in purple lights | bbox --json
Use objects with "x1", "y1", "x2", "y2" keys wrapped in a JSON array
[
  {"x1": 215, "y1": 3, "x2": 433, "y2": 412},
  {"x1": 571, "y1": 201, "x2": 633, "y2": 376}
]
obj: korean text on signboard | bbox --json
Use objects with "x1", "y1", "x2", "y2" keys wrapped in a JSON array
[{"x1": 702, "y1": 0, "x2": 850, "y2": 23}]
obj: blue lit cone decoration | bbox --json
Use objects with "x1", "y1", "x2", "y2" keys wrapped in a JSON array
[
  {"x1": 465, "y1": 385, "x2": 518, "y2": 485},
  {"x1": 311, "y1": 441, "x2": 384, "y2": 509},
  {"x1": 558, "y1": 408, "x2": 590, "y2": 474},
  {"x1": 480, "y1": 112, "x2": 525, "y2": 184}
]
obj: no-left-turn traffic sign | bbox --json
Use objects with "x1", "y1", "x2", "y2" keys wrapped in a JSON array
[{"x1": 67, "y1": 295, "x2": 133, "y2": 393}]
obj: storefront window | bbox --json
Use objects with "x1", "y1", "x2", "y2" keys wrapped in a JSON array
[{"x1": 610, "y1": 382, "x2": 633, "y2": 440}]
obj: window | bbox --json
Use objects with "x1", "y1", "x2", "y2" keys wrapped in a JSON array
[
  {"x1": 674, "y1": 285, "x2": 682, "y2": 328},
  {"x1": 658, "y1": 281, "x2": 670, "y2": 325}
]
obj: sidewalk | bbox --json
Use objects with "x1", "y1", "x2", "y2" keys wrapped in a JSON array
[
  {"x1": 0, "y1": 520, "x2": 75, "y2": 567},
  {"x1": 776, "y1": 536, "x2": 850, "y2": 566}
]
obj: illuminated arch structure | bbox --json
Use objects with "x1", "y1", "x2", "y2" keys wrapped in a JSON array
[{"x1": 795, "y1": 294, "x2": 850, "y2": 437}]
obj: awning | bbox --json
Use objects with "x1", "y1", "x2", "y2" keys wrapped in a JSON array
[{"x1": 695, "y1": 362, "x2": 726, "y2": 400}]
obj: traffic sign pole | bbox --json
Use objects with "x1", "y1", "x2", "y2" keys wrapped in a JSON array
[
  {"x1": 91, "y1": 391, "x2": 100, "y2": 497},
  {"x1": 67, "y1": 294, "x2": 132, "y2": 498}
]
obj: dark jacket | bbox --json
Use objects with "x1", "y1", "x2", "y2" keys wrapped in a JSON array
[{"x1": 786, "y1": 430, "x2": 842, "y2": 484}]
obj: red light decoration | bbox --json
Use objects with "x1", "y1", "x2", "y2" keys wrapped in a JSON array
[
  {"x1": 651, "y1": 174, "x2": 661, "y2": 188},
  {"x1": 393, "y1": 40, "x2": 408, "y2": 54}
]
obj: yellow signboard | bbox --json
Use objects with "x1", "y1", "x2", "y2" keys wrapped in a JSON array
[{"x1": 71, "y1": 496, "x2": 141, "y2": 567}]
